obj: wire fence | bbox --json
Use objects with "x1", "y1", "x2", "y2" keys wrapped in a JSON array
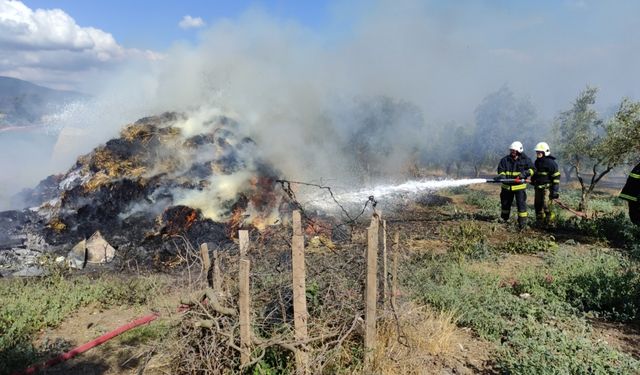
[{"x1": 161, "y1": 179, "x2": 403, "y2": 374}]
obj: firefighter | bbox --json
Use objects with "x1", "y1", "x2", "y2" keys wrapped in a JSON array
[
  {"x1": 494, "y1": 141, "x2": 535, "y2": 228},
  {"x1": 619, "y1": 161, "x2": 640, "y2": 225},
  {"x1": 530, "y1": 142, "x2": 560, "y2": 224}
]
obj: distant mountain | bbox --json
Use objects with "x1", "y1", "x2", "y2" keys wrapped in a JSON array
[{"x1": 0, "y1": 76, "x2": 88, "y2": 126}]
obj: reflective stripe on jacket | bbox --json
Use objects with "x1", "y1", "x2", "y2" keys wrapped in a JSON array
[
  {"x1": 497, "y1": 152, "x2": 535, "y2": 191},
  {"x1": 620, "y1": 162, "x2": 640, "y2": 202},
  {"x1": 532, "y1": 155, "x2": 560, "y2": 192}
]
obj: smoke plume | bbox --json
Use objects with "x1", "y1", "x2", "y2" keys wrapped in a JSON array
[{"x1": 4, "y1": 0, "x2": 640, "y2": 209}]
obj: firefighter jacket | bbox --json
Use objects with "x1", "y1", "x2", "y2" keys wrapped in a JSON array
[
  {"x1": 531, "y1": 155, "x2": 560, "y2": 193},
  {"x1": 497, "y1": 152, "x2": 535, "y2": 191},
  {"x1": 620, "y1": 162, "x2": 640, "y2": 202}
]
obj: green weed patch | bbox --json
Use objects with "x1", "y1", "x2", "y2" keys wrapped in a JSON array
[
  {"x1": 403, "y1": 250, "x2": 640, "y2": 374},
  {"x1": 516, "y1": 249, "x2": 640, "y2": 321},
  {"x1": 497, "y1": 235, "x2": 558, "y2": 255},
  {"x1": 0, "y1": 273, "x2": 161, "y2": 374}
]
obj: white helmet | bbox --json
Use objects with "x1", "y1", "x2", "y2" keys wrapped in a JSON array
[
  {"x1": 534, "y1": 142, "x2": 550, "y2": 156},
  {"x1": 509, "y1": 141, "x2": 523, "y2": 153}
]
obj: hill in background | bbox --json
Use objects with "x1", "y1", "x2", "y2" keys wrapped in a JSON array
[
  {"x1": 0, "y1": 77, "x2": 89, "y2": 209},
  {"x1": 0, "y1": 76, "x2": 87, "y2": 126}
]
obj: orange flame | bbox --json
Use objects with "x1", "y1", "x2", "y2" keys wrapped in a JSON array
[
  {"x1": 226, "y1": 205, "x2": 245, "y2": 239},
  {"x1": 162, "y1": 206, "x2": 199, "y2": 236}
]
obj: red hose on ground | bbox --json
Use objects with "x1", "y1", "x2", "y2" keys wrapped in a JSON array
[{"x1": 13, "y1": 312, "x2": 159, "y2": 375}]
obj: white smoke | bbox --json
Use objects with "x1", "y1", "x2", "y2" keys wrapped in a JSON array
[
  {"x1": 6, "y1": 0, "x2": 640, "y2": 210},
  {"x1": 172, "y1": 171, "x2": 255, "y2": 222}
]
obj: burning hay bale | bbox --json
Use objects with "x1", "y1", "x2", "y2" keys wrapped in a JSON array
[{"x1": 0, "y1": 111, "x2": 287, "y2": 272}]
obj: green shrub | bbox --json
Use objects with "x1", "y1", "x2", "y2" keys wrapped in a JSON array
[
  {"x1": 443, "y1": 222, "x2": 495, "y2": 262},
  {"x1": 498, "y1": 319, "x2": 639, "y2": 375},
  {"x1": 497, "y1": 235, "x2": 558, "y2": 255},
  {"x1": 403, "y1": 254, "x2": 640, "y2": 374},
  {"x1": 251, "y1": 347, "x2": 294, "y2": 375},
  {"x1": 515, "y1": 249, "x2": 640, "y2": 321},
  {"x1": 556, "y1": 213, "x2": 640, "y2": 250},
  {"x1": 464, "y1": 190, "x2": 499, "y2": 212}
]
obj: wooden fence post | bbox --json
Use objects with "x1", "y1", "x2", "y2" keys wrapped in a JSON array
[
  {"x1": 239, "y1": 258, "x2": 251, "y2": 367},
  {"x1": 238, "y1": 230, "x2": 251, "y2": 367},
  {"x1": 365, "y1": 215, "x2": 379, "y2": 365},
  {"x1": 199, "y1": 242, "x2": 211, "y2": 288},
  {"x1": 291, "y1": 210, "x2": 309, "y2": 374},
  {"x1": 239, "y1": 230, "x2": 249, "y2": 258},
  {"x1": 382, "y1": 220, "x2": 388, "y2": 309},
  {"x1": 391, "y1": 232, "x2": 399, "y2": 309}
]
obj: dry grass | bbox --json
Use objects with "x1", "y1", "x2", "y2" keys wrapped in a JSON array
[
  {"x1": 83, "y1": 171, "x2": 111, "y2": 192},
  {"x1": 120, "y1": 123, "x2": 155, "y2": 142},
  {"x1": 373, "y1": 302, "x2": 459, "y2": 374},
  {"x1": 47, "y1": 217, "x2": 67, "y2": 232},
  {"x1": 404, "y1": 238, "x2": 447, "y2": 255}
]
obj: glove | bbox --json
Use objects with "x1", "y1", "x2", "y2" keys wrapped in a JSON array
[
  {"x1": 551, "y1": 192, "x2": 559, "y2": 199},
  {"x1": 514, "y1": 176, "x2": 522, "y2": 183},
  {"x1": 493, "y1": 175, "x2": 503, "y2": 182}
]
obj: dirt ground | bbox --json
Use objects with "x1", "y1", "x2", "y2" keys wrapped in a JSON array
[
  {"x1": 31, "y1": 283, "x2": 497, "y2": 375},
  {"x1": 590, "y1": 320, "x2": 640, "y2": 360},
  {"x1": 31, "y1": 284, "x2": 183, "y2": 375}
]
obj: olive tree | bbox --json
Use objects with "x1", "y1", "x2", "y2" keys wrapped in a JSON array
[
  {"x1": 555, "y1": 87, "x2": 640, "y2": 212},
  {"x1": 601, "y1": 99, "x2": 640, "y2": 164}
]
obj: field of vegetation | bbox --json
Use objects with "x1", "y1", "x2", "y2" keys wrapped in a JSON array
[{"x1": 1, "y1": 182, "x2": 640, "y2": 374}]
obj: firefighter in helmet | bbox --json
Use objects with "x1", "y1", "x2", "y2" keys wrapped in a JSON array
[
  {"x1": 530, "y1": 142, "x2": 560, "y2": 224},
  {"x1": 619, "y1": 161, "x2": 640, "y2": 225},
  {"x1": 494, "y1": 141, "x2": 535, "y2": 228}
]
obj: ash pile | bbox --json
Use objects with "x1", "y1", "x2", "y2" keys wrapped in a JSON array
[{"x1": 0, "y1": 112, "x2": 287, "y2": 276}]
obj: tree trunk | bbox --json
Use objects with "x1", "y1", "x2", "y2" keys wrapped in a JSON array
[
  {"x1": 576, "y1": 168, "x2": 588, "y2": 212},
  {"x1": 579, "y1": 190, "x2": 588, "y2": 212}
]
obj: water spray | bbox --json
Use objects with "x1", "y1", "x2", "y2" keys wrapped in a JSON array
[{"x1": 301, "y1": 177, "x2": 513, "y2": 211}]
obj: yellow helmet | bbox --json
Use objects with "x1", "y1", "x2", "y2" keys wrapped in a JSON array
[{"x1": 534, "y1": 142, "x2": 550, "y2": 156}]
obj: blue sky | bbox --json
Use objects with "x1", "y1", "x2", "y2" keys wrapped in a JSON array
[{"x1": 21, "y1": 1, "x2": 336, "y2": 50}]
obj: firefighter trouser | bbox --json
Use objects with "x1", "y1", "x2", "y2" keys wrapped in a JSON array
[
  {"x1": 500, "y1": 188, "x2": 528, "y2": 226},
  {"x1": 629, "y1": 201, "x2": 640, "y2": 226},
  {"x1": 534, "y1": 188, "x2": 555, "y2": 223}
]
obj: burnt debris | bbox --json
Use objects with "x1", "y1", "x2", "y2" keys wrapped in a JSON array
[{"x1": 0, "y1": 112, "x2": 284, "y2": 274}]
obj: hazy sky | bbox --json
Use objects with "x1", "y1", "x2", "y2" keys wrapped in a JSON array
[
  {"x1": 2, "y1": 0, "x2": 639, "y2": 119},
  {"x1": 1, "y1": 0, "x2": 640, "y2": 206}
]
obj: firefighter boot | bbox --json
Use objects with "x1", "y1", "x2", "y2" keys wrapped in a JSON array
[
  {"x1": 547, "y1": 210, "x2": 556, "y2": 228},
  {"x1": 517, "y1": 216, "x2": 527, "y2": 230},
  {"x1": 500, "y1": 209, "x2": 510, "y2": 223}
]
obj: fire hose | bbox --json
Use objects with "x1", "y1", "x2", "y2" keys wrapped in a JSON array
[
  {"x1": 551, "y1": 198, "x2": 588, "y2": 218},
  {"x1": 12, "y1": 313, "x2": 159, "y2": 375}
]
